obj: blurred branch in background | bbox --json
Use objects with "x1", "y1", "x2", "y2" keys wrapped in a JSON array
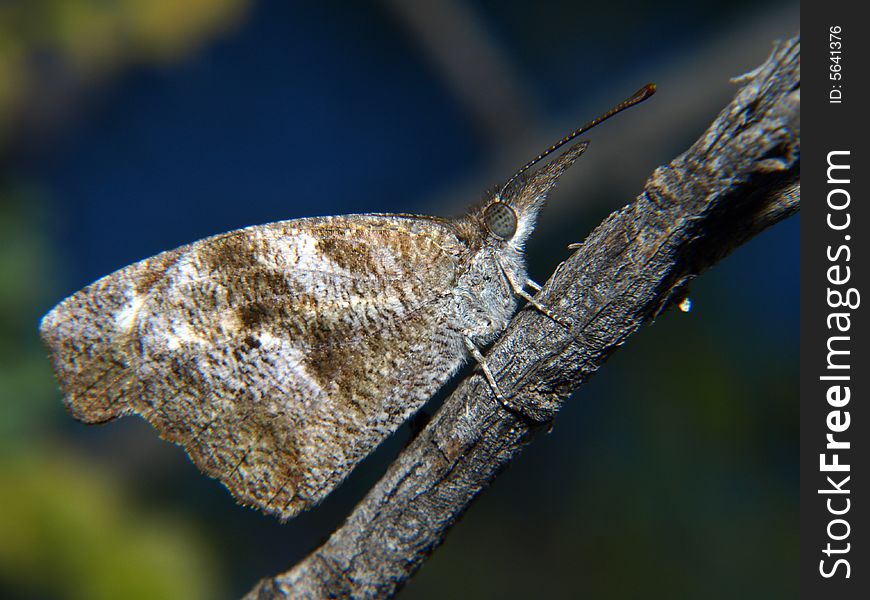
[
  {"x1": 0, "y1": 0, "x2": 250, "y2": 158},
  {"x1": 422, "y1": 4, "x2": 800, "y2": 222},
  {"x1": 248, "y1": 36, "x2": 799, "y2": 600},
  {"x1": 381, "y1": 0, "x2": 537, "y2": 146}
]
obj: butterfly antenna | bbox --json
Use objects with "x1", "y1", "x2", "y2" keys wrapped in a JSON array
[{"x1": 498, "y1": 83, "x2": 656, "y2": 198}]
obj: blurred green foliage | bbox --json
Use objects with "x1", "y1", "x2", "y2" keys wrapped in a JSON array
[
  {"x1": 1, "y1": 1, "x2": 251, "y2": 596},
  {"x1": 0, "y1": 0, "x2": 249, "y2": 148},
  {"x1": 0, "y1": 450, "x2": 219, "y2": 600},
  {"x1": 0, "y1": 185, "x2": 223, "y2": 599},
  {"x1": 0, "y1": 188, "x2": 58, "y2": 443}
]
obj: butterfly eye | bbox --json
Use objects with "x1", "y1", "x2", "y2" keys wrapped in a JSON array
[{"x1": 483, "y1": 202, "x2": 517, "y2": 240}]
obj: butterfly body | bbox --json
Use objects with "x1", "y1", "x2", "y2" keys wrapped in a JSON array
[{"x1": 40, "y1": 209, "x2": 531, "y2": 518}]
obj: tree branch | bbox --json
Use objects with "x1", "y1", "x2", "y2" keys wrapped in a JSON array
[{"x1": 247, "y1": 36, "x2": 800, "y2": 599}]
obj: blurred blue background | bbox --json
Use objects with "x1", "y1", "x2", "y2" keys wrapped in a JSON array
[{"x1": 1, "y1": 1, "x2": 798, "y2": 598}]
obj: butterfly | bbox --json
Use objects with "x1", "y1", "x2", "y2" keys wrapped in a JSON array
[{"x1": 39, "y1": 84, "x2": 655, "y2": 520}]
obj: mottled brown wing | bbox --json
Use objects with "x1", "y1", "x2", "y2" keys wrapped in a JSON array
[{"x1": 39, "y1": 215, "x2": 470, "y2": 519}]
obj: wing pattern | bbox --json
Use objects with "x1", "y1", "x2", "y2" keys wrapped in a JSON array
[{"x1": 40, "y1": 215, "x2": 472, "y2": 518}]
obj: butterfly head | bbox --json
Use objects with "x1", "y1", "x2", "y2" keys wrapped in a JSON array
[
  {"x1": 479, "y1": 83, "x2": 656, "y2": 250},
  {"x1": 480, "y1": 139, "x2": 589, "y2": 250}
]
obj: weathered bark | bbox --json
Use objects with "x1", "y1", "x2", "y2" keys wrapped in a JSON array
[{"x1": 247, "y1": 35, "x2": 800, "y2": 599}]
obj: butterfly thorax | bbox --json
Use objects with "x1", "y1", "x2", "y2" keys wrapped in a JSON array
[{"x1": 446, "y1": 213, "x2": 527, "y2": 348}]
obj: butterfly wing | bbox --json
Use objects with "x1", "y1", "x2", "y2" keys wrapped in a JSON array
[{"x1": 40, "y1": 215, "x2": 470, "y2": 519}]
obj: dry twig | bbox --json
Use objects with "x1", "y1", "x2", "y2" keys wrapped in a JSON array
[{"x1": 247, "y1": 35, "x2": 800, "y2": 600}]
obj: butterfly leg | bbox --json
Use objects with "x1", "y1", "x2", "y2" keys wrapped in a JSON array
[
  {"x1": 502, "y1": 268, "x2": 571, "y2": 328},
  {"x1": 463, "y1": 335, "x2": 505, "y2": 402}
]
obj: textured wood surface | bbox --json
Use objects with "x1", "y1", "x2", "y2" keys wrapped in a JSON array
[{"x1": 247, "y1": 36, "x2": 800, "y2": 600}]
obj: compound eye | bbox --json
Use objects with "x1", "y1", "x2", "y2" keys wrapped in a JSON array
[{"x1": 483, "y1": 202, "x2": 517, "y2": 240}]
